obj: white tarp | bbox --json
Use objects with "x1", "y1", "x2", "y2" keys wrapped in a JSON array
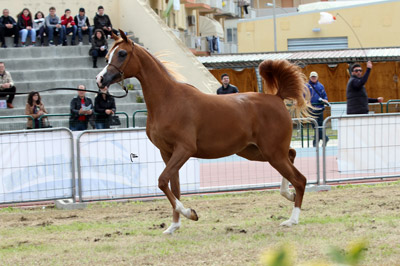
[
  {"x1": 337, "y1": 116, "x2": 400, "y2": 173},
  {"x1": 199, "y1": 16, "x2": 224, "y2": 38}
]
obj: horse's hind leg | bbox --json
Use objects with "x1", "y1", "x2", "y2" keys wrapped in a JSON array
[
  {"x1": 280, "y1": 148, "x2": 296, "y2": 202},
  {"x1": 269, "y1": 156, "x2": 306, "y2": 227}
]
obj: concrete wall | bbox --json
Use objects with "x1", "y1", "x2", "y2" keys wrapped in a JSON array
[{"x1": 238, "y1": 0, "x2": 400, "y2": 52}]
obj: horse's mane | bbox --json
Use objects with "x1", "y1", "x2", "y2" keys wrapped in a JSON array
[
  {"x1": 153, "y1": 51, "x2": 187, "y2": 83},
  {"x1": 107, "y1": 37, "x2": 186, "y2": 83}
]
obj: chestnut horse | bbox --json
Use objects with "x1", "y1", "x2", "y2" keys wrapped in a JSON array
[{"x1": 96, "y1": 30, "x2": 311, "y2": 234}]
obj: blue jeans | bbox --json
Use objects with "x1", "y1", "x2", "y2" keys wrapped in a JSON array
[
  {"x1": 95, "y1": 122, "x2": 109, "y2": 129},
  {"x1": 70, "y1": 122, "x2": 88, "y2": 131},
  {"x1": 47, "y1": 27, "x2": 64, "y2": 45},
  {"x1": 19, "y1": 29, "x2": 36, "y2": 43},
  {"x1": 77, "y1": 26, "x2": 93, "y2": 42},
  {"x1": 62, "y1": 25, "x2": 77, "y2": 44}
]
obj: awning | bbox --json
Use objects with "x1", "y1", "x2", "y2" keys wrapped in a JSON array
[{"x1": 199, "y1": 16, "x2": 224, "y2": 38}]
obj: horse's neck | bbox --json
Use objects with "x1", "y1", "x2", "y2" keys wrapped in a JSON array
[{"x1": 135, "y1": 50, "x2": 180, "y2": 113}]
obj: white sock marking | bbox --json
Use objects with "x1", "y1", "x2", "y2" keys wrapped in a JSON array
[{"x1": 163, "y1": 219, "x2": 181, "y2": 235}]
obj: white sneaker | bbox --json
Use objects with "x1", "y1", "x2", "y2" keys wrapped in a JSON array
[{"x1": 79, "y1": 42, "x2": 83, "y2": 46}]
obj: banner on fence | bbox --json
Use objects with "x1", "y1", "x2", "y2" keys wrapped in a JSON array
[
  {"x1": 78, "y1": 130, "x2": 200, "y2": 199},
  {"x1": 337, "y1": 116, "x2": 400, "y2": 173},
  {"x1": 0, "y1": 130, "x2": 74, "y2": 203}
]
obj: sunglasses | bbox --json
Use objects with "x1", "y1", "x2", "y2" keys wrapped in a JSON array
[{"x1": 353, "y1": 69, "x2": 362, "y2": 73}]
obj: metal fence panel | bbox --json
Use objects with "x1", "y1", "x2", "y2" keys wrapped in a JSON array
[
  {"x1": 77, "y1": 118, "x2": 320, "y2": 202},
  {"x1": 0, "y1": 128, "x2": 75, "y2": 204},
  {"x1": 322, "y1": 113, "x2": 400, "y2": 184}
]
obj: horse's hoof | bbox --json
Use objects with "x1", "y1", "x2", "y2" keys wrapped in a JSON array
[
  {"x1": 190, "y1": 209, "x2": 199, "y2": 221},
  {"x1": 280, "y1": 219, "x2": 298, "y2": 227},
  {"x1": 163, "y1": 221, "x2": 181, "y2": 235}
]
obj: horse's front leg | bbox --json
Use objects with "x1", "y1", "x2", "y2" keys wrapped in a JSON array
[
  {"x1": 158, "y1": 147, "x2": 198, "y2": 234},
  {"x1": 160, "y1": 152, "x2": 183, "y2": 234}
]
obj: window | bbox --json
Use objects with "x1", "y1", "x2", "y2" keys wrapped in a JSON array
[{"x1": 226, "y1": 28, "x2": 237, "y2": 43}]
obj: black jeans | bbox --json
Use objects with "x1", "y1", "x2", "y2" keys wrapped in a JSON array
[
  {"x1": 0, "y1": 86, "x2": 16, "y2": 103},
  {"x1": 0, "y1": 26, "x2": 19, "y2": 44}
]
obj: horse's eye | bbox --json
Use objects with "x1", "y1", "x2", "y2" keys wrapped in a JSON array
[{"x1": 118, "y1": 50, "x2": 127, "y2": 57}]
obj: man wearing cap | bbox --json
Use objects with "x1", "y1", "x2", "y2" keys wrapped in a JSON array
[
  {"x1": 74, "y1": 8, "x2": 93, "y2": 45},
  {"x1": 307, "y1": 71, "x2": 329, "y2": 147},
  {"x1": 346, "y1": 61, "x2": 383, "y2": 115},
  {"x1": 216, "y1": 73, "x2": 239, "y2": 95}
]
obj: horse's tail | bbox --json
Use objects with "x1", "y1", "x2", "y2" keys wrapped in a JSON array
[{"x1": 259, "y1": 59, "x2": 312, "y2": 118}]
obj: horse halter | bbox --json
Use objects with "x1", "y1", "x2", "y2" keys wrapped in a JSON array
[{"x1": 107, "y1": 62, "x2": 128, "y2": 94}]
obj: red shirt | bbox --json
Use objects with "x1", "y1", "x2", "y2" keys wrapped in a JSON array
[
  {"x1": 61, "y1": 15, "x2": 76, "y2": 26},
  {"x1": 78, "y1": 98, "x2": 86, "y2": 121}
]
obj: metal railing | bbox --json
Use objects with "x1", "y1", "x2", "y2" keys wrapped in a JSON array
[
  {"x1": 132, "y1": 110, "x2": 147, "y2": 128},
  {"x1": 1, "y1": 112, "x2": 399, "y2": 205},
  {"x1": 386, "y1": 99, "x2": 400, "y2": 113},
  {"x1": 322, "y1": 112, "x2": 400, "y2": 184},
  {"x1": 0, "y1": 115, "x2": 35, "y2": 130},
  {"x1": 0, "y1": 128, "x2": 75, "y2": 205},
  {"x1": 38, "y1": 112, "x2": 130, "y2": 128}
]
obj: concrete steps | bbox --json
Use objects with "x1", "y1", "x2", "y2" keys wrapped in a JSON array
[{"x1": 0, "y1": 36, "x2": 147, "y2": 131}]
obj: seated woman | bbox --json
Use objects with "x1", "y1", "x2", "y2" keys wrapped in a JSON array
[
  {"x1": 17, "y1": 8, "x2": 36, "y2": 46},
  {"x1": 33, "y1": 11, "x2": 46, "y2": 46},
  {"x1": 25, "y1": 91, "x2": 48, "y2": 129},
  {"x1": 89, "y1": 29, "x2": 108, "y2": 68},
  {"x1": 94, "y1": 86, "x2": 115, "y2": 129}
]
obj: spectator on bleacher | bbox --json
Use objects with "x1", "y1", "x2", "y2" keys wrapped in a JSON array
[
  {"x1": 33, "y1": 11, "x2": 46, "y2": 46},
  {"x1": 69, "y1": 84, "x2": 93, "y2": 131},
  {"x1": 94, "y1": 86, "x2": 116, "y2": 129},
  {"x1": 61, "y1": 9, "x2": 77, "y2": 46},
  {"x1": 0, "y1": 62, "x2": 16, "y2": 108},
  {"x1": 17, "y1": 8, "x2": 36, "y2": 47},
  {"x1": 25, "y1": 91, "x2": 48, "y2": 129},
  {"x1": 93, "y1": 6, "x2": 118, "y2": 38},
  {"x1": 89, "y1": 29, "x2": 108, "y2": 68},
  {"x1": 45, "y1": 7, "x2": 64, "y2": 46},
  {"x1": 74, "y1": 8, "x2": 93, "y2": 45},
  {"x1": 0, "y1": 9, "x2": 19, "y2": 48}
]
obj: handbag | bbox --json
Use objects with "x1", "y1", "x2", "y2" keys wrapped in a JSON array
[{"x1": 110, "y1": 115, "x2": 121, "y2": 126}]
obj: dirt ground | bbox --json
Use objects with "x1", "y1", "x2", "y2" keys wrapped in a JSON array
[{"x1": 1, "y1": 181, "x2": 400, "y2": 265}]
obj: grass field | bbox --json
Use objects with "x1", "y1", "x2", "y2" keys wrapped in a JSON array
[{"x1": 1, "y1": 181, "x2": 400, "y2": 265}]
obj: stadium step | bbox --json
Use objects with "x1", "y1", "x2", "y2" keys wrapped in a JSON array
[{"x1": 0, "y1": 35, "x2": 146, "y2": 127}]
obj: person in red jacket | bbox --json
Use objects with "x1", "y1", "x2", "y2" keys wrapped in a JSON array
[{"x1": 61, "y1": 9, "x2": 77, "y2": 45}]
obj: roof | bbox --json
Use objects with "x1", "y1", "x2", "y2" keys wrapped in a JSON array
[{"x1": 197, "y1": 47, "x2": 400, "y2": 68}]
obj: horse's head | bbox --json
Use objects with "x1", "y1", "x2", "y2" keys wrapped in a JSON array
[{"x1": 96, "y1": 29, "x2": 138, "y2": 89}]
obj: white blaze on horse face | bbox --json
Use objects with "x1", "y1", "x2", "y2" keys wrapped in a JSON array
[{"x1": 96, "y1": 45, "x2": 119, "y2": 86}]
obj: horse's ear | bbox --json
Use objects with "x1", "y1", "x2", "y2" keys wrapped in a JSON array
[
  {"x1": 119, "y1": 29, "x2": 128, "y2": 42},
  {"x1": 111, "y1": 31, "x2": 119, "y2": 40}
]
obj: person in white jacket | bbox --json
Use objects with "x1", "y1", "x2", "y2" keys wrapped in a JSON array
[{"x1": 33, "y1": 11, "x2": 45, "y2": 46}]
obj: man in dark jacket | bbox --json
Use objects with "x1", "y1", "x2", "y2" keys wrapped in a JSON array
[
  {"x1": 216, "y1": 73, "x2": 239, "y2": 94},
  {"x1": 69, "y1": 85, "x2": 93, "y2": 131},
  {"x1": 307, "y1": 71, "x2": 329, "y2": 147},
  {"x1": 93, "y1": 6, "x2": 118, "y2": 38},
  {"x1": 346, "y1": 61, "x2": 383, "y2": 115},
  {"x1": 0, "y1": 9, "x2": 19, "y2": 48}
]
